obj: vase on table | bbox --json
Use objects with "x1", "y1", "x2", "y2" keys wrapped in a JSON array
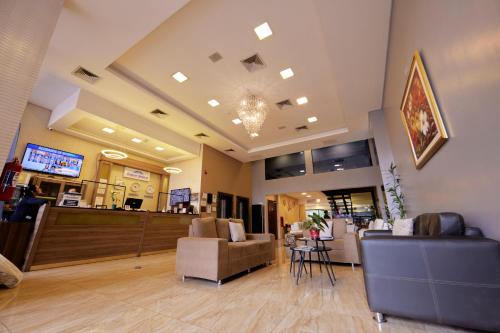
[{"x1": 309, "y1": 229, "x2": 320, "y2": 239}]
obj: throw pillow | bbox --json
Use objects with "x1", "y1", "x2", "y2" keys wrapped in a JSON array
[
  {"x1": 373, "y1": 218, "x2": 385, "y2": 230},
  {"x1": 192, "y1": 217, "x2": 217, "y2": 238},
  {"x1": 229, "y1": 221, "x2": 246, "y2": 242},
  {"x1": 392, "y1": 218, "x2": 414, "y2": 236},
  {"x1": 319, "y1": 220, "x2": 333, "y2": 238},
  {"x1": 215, "y1": 218, "x2": 231, "y2": 241},
  {"x1": 333, "y1": 219, "x2": 347, "y2": 239}
]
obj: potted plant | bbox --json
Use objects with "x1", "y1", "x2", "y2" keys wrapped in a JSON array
[{"x1": 303, "y1": 213, "x2": 328, "y2": 239}]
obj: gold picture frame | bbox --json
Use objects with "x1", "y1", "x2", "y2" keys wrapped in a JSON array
[{"x1": 400, "y1": 50, "x2": 448, "y2": 169}]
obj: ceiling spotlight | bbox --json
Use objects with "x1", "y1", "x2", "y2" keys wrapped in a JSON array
[
  {"x1": 101, "y1": 149, "x2": 128, "y2": 160},
  {"x1": 232, "y1": 118, "x2": 242, "y2": 125},
  {"x1": 280, "y1": 68, "x2": 294, "y2": 79},
  {"x1": 163, "y1": 167, "x2": 182, "y2": 174},
  {"x1": 250, "y1": 132, "x2": 259, "y2": 138},
  {"x1": 296, "y1": 96, "x2": 308, "y2": 105},
  {"x1": 155, "y1": 146, "x2": 165, "y2": 151},
  {"x1": 333, "y1": 163, "x2": 341, "y2": 167},
  {"x1": 306, "y1": 195, "x2": 312, "y2": 198},
  {"x1": 337, "y1": 168, "x2": 345, "y2": 171},
  {"x1": 172, "y1": 71, "x2": 188, "y2": 83},
  {"x1": 208, "y1": 99, "x2": 220, "y2": 107},
  {"x1": 299, "y1": 170, "x2": 305, "y2": 173},
  {"x1": 307, "y1": 116, "x2": 318, "y2": 123},
  {"x1": 102, "y1": 127, "x2": 115, "y2": 134},
  {"x1": 316, "y1": 199, "x2": 321, "y2": 203},
  {"x1": 131, "y1": 138, "x2": 143, "y2": 143},
  {"x1": 301, "y1": 192, "x2": 307, "y2": 195},
  {"x1": 254, "y1": 22, "x2": 272, "y2": 40}
]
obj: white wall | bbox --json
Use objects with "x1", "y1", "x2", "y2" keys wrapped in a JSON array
[
  {"x1": 0, "y1": 0, "x2": 62, "y2": 172},
  {"x1": 167, "y1": 155, "x2": 202, "y2": 195}
]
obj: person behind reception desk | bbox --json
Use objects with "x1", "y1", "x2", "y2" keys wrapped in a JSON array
[{"x1": 9, "y1": 180, "x2": 46, "y2": 222}]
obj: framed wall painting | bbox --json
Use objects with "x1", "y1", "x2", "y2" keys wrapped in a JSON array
[{"x1": 400, "y1": 50, "x2": 448, "y2": 169}]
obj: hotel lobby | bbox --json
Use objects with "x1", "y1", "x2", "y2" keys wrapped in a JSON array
[{"x1": 1, "y1": 0, "x2": 500, "y2": 332}]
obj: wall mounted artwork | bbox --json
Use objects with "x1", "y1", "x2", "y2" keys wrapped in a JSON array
[{"x1": 400, "y1": 50, "x2": 448, "y2": 169}]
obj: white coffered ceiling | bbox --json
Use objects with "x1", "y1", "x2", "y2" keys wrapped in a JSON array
[{"x1": 29, "y1": 0, "x2": 392, "y2": 163}]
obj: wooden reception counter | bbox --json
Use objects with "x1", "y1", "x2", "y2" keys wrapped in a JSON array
[{"x1": 24, "y1": 207, "x2": 197, "y2": 271}]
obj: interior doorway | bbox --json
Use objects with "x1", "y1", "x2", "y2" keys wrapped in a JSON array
[
  {"x1": 217, "y1": 192, "x2": 233, "y2": 218},
  {"x1": 236, "y1": 196, "x2": 250, "y2": 232},
  {"x1": 267, "y1": 200, "x2": 278, "y2": 239}
]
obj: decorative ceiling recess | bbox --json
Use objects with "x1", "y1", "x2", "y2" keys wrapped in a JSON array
[{"x1": 237, "y1": 94, "x2": 268, "y2": 139}]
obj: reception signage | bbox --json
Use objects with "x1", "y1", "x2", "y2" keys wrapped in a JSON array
[{"x1": 123, "y1": 167, "x2": 151, "y2": 181}]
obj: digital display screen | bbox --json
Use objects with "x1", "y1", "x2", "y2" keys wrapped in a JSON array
[
  {"x1": 21, "y1": 143, "x2": 84, "y2": 178},
  {"x1": 170, "y1": 188, "x2": 191, "y2": 206}
]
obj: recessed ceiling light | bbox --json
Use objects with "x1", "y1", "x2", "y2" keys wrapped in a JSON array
[
  {"x1": 254, "y1": 22, "x2": 272, "y2": 40},
  {"x1": 280, "y1": 67, "x2": 294, "y2": 79},
  {"x1": 172, "y1": 71, "x2": 188, "y2": 83},
  {"x1": 299, "y1": 170, "x2": 305, "y2": 173},
  {"x1": 334, "y1": 163, "x2": 341, "y2": 167},
  {"x1": 102, "y1": 127, "x2": 115, "y2": 134},
  {"x1": 131, "y1": 138, "x2": 143, "y2": 143},
  {"x1": 337, "y1": 168, "x2": 345, "y2": 171},
  {"x1": 296, "y1": 96, "x2": 308, "y2": 105},
  {"x1": 316, "y1": 199, "x2": 321, "y2": 203},
  {"x1": 307, "y1": 116, "x2": 318, "y2": 123},
  {"x1": 155, "y1": 146, "x2": 165, "y2": 151},
  {"x1": 306, "y1": 195, "x2": 312, "y2": 198},
  {"x1": 301, "y1": 192, "x2": 307, "y2": 195},
  {"x1": 208, "y1": 99, "x2": 220, "y2": 107},
  {"x1": 250, "y1": 132, "x2": 259, "y2": 138},
  {"x1": 232, "y1": 118, "x2": 242, "y2": 125}
]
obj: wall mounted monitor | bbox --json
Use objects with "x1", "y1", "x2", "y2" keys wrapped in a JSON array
[
  {"x1": 170, "y1": 188, "x2": 191, "y2": 206},
  {"x1": 21, "y1": 143, "x2": 84, "y2": 178}
]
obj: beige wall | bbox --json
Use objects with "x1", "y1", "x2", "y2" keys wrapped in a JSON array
[
  {"x1": 200, "y1": 144, "x2": 252, "y2": 217},
  {"x1": 277, "y1": 194, "x2": 300, "y2": 225},
  {"x1": 382, "y1": 0, "x2": 500, "y2": 240}
]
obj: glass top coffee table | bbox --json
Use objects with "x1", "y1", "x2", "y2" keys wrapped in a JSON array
[{"x1": 293, "y1": 237, "x2": 336, "y2": 286}]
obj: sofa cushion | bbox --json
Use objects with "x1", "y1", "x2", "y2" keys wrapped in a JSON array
[
  {"x1": 393, "y1": 218, "x2": 414, "y2": 236},
  {"x1": 229, "y1": 221, "x2": 246, "y2": 242},
  {"x1": 192, "y1": 217, "x2": 217, "y2": 238},
  {"x1": 333, "y1": 219, "x2": 347, "y2": 239},
  {"x1": 228, "y1": 240, "x2": 269, "y2": 259},
  {"x1": 328, "y1": 239, "x2": 345, "y2": 251},
  {"x1": 215, "y1": 218, "x2": 231, "y2": 241},
  {"x1": 373, "y1": 218, "x2": 385, "y2": 230}
]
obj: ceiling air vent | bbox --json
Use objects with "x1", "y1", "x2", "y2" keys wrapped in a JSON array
[
  {"x1": 150, "y1": 109, "x2": 168, "y2": 118},
  {"x1": 295, "y1": 125, "x2": 309, "y2": 131},
  {"x1": 194, "y1": 133, "x2": 209, "y2": 138},
  {"x1": 276, "y1": 99, "x2": 293, "y2": 109},
  {"x1": 224, "y1": 148, "x2": 235, "y2": 152},
  {"x1": 241, "y1": 53, "x2": 266, "y2": 72},
  {"x1": 209, "y1": 52, "x2": 223, "y2": 63},
  {"x1": 71, "y1": 66, "x2": 100, "y2": 84}
]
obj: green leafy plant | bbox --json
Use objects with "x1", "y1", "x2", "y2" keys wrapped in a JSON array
[
  {"x1": 385, "y1": 162, "x2": 406, "y2": 225},
  {"x1": 303, "y1": 213, "x2": 328, "y2": 231}
]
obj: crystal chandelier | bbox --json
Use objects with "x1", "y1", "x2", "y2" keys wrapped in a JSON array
[{"x1": 237, "y1": 94, "x2": 268, "y2": 138}]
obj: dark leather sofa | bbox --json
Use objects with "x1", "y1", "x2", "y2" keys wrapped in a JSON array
[{"x1": 361, "y1": 213, "x2": 500, "y2": 332}]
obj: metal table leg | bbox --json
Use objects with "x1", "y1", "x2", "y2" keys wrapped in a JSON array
[
  {"x1": 319, "y1": 250, "x2": 335, "y2": 286},
  {"x1": 323, "y1": 250, "x2": 336, "y2": 281}
]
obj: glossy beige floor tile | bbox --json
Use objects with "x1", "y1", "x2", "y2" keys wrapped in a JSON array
[{"x1": 0, "y1": 248, "x2": 473, "y2": 333}]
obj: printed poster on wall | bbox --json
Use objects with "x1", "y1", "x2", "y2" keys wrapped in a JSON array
[{"x1": 123, "y1": 167, "x2": 151, "y2": 181}]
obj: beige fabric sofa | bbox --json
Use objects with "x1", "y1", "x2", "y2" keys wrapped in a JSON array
[
  {"x1": 286, "y1": 218, "x2": 360, "y2": 266},
  {"x1": 176, "y1": 217, "x2": 275, "y2": 284}
]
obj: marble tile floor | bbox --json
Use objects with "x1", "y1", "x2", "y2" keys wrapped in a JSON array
[{"x1": 0, "y1": 250, "x2": 473, "y2": 333}]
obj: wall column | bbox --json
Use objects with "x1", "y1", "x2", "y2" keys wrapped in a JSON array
[{"x1": 0, "y1": 0, "x2": 63, "y2": 172}]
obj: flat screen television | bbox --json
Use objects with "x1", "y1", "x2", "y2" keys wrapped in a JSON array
[
  {"x1": 21, "y1": 143, "x2": 84, "y2": 178},
  {"x1": 170, "y1": 188, "x2": 191, "y2": 206}
]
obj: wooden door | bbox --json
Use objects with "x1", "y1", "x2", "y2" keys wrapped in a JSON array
[{"x1": 267, "y1": 200, "x2": 278, "y2": 239}]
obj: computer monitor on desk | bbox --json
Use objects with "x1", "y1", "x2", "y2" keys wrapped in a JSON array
[{"x1": 124, "y1": 198, "x2": 143, "y2": 210}]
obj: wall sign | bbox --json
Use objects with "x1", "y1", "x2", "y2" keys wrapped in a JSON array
[{"x1": 123, "y1": 167, "x2": 151, "y2": 181}]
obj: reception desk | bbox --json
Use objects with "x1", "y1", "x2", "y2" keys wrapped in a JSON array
[{"x1": 24, "y1": 207, "x2": 197, "y2": 271}]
